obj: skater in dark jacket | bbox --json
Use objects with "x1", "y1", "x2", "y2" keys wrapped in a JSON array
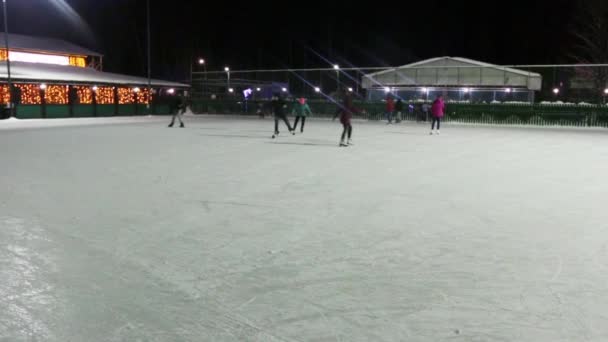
[
  {"x1": 168, "y1": 92, "x2": 187, "y2": 128},
  {"x1": 272, "y1": 94, "x2": 294, "y2": 138},
  {"x1": 334, "y1": 93, "x2": 359, "y2": 146},
  {"x1": 395, "y1": 99, "x2": 404, "y2": 123}
]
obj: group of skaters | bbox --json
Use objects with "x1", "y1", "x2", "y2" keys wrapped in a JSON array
[
  {"x1": 384, "y1": 94, "x2": 445, "y2": 134},
  {"x1": 270, "y1": 94, "x2": 312, "y2": 138},
  {"x1": 168, "y1": 89, "x2": 446, "y2": 144},
  {"x1": 269, "y1": 91, "x2": 357, "y2": 147}
]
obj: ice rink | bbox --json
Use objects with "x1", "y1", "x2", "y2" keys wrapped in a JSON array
[{"x1": 2, "y1": 115, "x2": 608, "y2": 341}]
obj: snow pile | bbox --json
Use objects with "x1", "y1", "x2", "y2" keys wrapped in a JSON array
[
  {"x1": 503, "y1": 101, "x2": 530, "y2": 105},
  {"x1": 540, "y1": 101, "x2": 576, "y2": 106}
]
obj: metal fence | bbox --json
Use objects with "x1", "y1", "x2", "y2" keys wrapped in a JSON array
[
  {"x1": 192, "y1": 64, "x2": 608, "y2": 105},
  {"x1": 192, "y1": 99, "x2": 608, "y2": 128}
]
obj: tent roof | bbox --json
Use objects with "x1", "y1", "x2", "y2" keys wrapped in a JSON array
[
  {"x1": 365, "y1": 57, "x2": 542, "y2": 78},
  {"x1": 0, "y1": 61, "x2": 188, "y2": 88},
  {"x1": 1, "y1": 32, "x2": 102, "y2": 57},
  {"x1": 362, "y1": 57, "x2": 542, "y2": 90}
]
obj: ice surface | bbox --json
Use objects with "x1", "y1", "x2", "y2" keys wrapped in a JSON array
[{"x1": 2, "y1": 116, "x2": 608, "y2": 341}]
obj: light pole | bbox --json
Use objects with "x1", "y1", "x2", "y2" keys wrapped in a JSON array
[
  {"x1": 333, "y1": 64, "x2": 340, "y2": 91},
  {"x1": 3, "y1": 0, "x2": 13, "y2": 117},
  {"x1": 225, "y1": 66, "x2": 230, "y2": 93},
  {"x1": 146, "y1": 0, "x2": 152, "y2": 114},
  {"x1": 199, "y1": 58, "x2": 207, "y2": 79}
]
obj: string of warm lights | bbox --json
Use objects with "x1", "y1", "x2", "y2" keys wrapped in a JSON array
[
  {"x1": 0, "y1": 85, "x2": 9, "y2": 104},
  {"x1": 118, "y1": 88, "x2": 135, "y2": 104},
  {"x1": 75, "y1": 86, "x2": 93, "y2": 104},
  {"x1": 136, "y1": 88, "x2": 151, "y2": 104},
  {"x1": 45, "y1": 85, "x2": 69, "y2": 104},
  {"x1": 1, "y1": 83, "x2": 155, "y2": 105},
  {"x1": 16, "y1": 84, "x2": 42, "y2": 105},
  {"x1": 96, "y1": 87, "x2": 115, "y2": 104}
]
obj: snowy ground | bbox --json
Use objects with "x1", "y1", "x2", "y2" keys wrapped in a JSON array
[{"x1": 2, "y1": 115, "x2": 608, "y2": 342}]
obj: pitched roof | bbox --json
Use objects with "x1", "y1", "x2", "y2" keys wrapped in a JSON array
[
  {"x1": 1, "y1": 32, "x2": 102, "y2": 57},
  {"x1": 0, "y1": 61, "x2": 188, "y2": 88},
  {"x1": 365, "y1": 57, "x2": 541, "y2": 78}
]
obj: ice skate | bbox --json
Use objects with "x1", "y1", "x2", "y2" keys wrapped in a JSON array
[
  {"x1": 429, "y1": 130, "x2": 434, "y2": 135},
  {"x1": 436, "y1": 130, "x2": 440, "y2": 135},
  {"x1": 347, "y1": 138, "x2": 353, "y2": 146},
  {"x1": 168, "y1": 123, "x2": 174, "y2": 127},
  {"x1": 180, "y1": 123, "x2": 185, "y2": 128},
  {"x1": 339, "y1": 139, "x2": 348, "y2": 147}
]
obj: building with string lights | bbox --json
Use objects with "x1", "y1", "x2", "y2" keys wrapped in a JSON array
[{"x1": 1, "y1": 33, "x2": 187, "y2": 119}]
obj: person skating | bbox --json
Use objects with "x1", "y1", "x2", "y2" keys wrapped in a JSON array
[
  {"x1": 422, "y1": 102, "x2": 431, "y2": 122},
  {"x1": 271, "y1": 93, "x2": 294, "y2": 138},
  {"x1": 168, "y1": 91, "x2": 187, "y2": 128},
  {"x1": 430, "y1": 95, "x2": 445, "y2": 135},
  {"x1": 385, "y1": 95, "x2": 395, "y2": 124},
  {"x1": 255, "y1": 100, "x2": 265, "y2": 118},
  {"x1": 395, "y1": 99, "x2": 404, "y2": 123},
  {"x1": 335, "y1": 93, "x2": 359, "y2": 147},
  {"x1": 291, "y1": 97, "x2": 312, "y2": 133}
]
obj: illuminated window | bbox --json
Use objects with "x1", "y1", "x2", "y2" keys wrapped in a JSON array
[
  {"x1": 69, "y1": 56, "x2": 86, "y2": 68},
  {"x1": 44, "y1": 85, "x2": 69, "y2": 104},
  {"x1": 0, "y1": 49, "x2": 7, "y2": 61},
  {"x1": 16, "y1": 84, "x2": 42, "y2": 104},
  {"x1": 96, "y1": 87, "x2": 115, "y2": 104},
  {"x1": 0, "y1": 84, "x2": 10, "y2": 104},
  {"x1": 74, "y1": 86, "x2": 93, "y2": 104},
  {"x1": 118, "y1": 87, "x2": 135, "y2": 104},
  {"x1": 9, "y1": 51, "x2": 70, "y2": 65}
]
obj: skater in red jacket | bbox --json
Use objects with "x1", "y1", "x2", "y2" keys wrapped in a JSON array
[
  {"x1": 334, "y1": 93, "x2": 359, "y2": 147},
  {"x1": 385, "y1": 95, "x2": 395, "y2": 124},
  {"x1": 430, "y1": 95, "x2": 445, "y2": 135}
]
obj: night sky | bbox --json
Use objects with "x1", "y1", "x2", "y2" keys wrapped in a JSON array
[{"x1": 5, "y1": 0, "x2": 576, "y2": 81}]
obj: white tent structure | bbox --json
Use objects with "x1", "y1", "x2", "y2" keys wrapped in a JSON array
[
  {"x1": 362, "y1": 57, "x2": 542, "y2": 102},
  {"x1": 362, "y1": 57, "x2": 542, "y2": 90}
]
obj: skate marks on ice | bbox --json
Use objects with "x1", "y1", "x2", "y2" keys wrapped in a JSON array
[
  {"x1": 199, "y1": 199, "x2": 281, "y2": 213},
  {"x1": 268, "y1": 140, "x2": 339, "y2": 147},
  {"x1": 0, "y1": 216, "x2": 58, "y2": 341},
  {"x1": 197, "y1": 133, "x2": 269, "y2": 140}
]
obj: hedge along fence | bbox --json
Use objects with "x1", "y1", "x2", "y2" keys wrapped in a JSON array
[{"x1": 192, "y1": 99, "x2": 608, "y2": 128}]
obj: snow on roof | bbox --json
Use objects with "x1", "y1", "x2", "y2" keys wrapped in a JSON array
[
  {"x1": 1, "y1": 32, "x2": 102, "y2": 57},
  {"x1": 365, "y1": 57, "x2": 541, "y2": 78},
  {"x1": 0, "y1": 61, "x2": 188, "y2": 88}
]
